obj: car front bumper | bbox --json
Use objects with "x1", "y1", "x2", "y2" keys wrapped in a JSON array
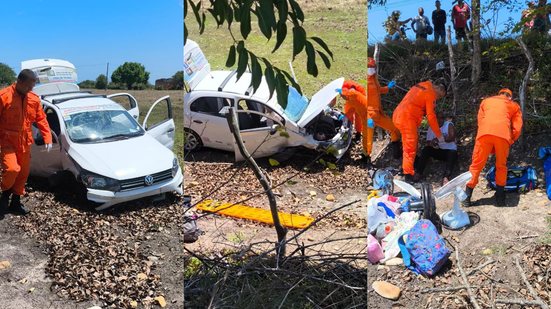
[{"x1": 87, "y1": 168, "x2": 184, "y2": 210}]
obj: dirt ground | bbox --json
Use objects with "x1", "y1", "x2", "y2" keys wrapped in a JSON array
[
  {"x1": 0, "y1": 180, "x2": 184, "y2": 309},
  {"x1": 184, "y1": 132, "x2": 551, "y2": 308},
  {"x1": 367, "y1": 133, "x2": 551, "y2": 308}
]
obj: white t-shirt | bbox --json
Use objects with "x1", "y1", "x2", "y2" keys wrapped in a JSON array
[{"x1": 426, "y1": 120, "x2": 457, "y2": 150}]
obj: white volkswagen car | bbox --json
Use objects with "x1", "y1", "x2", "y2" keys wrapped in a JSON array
[
  {"x1": 24, "y1": 59, "x2": 183, "y2": 210},
  {"x1": 183, "y1": 40, "x2": 353, "y2": 161}
]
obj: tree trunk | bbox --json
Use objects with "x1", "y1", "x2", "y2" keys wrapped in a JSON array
[
  {"x1": 516, "y1": 37, "x2": 535, "y2": 150},
  {"x1": 225, "y1": 107, "x2": 288, "y2": 260},
  {"x1": 446, "y1": 26, "x2": 459, "y2": 116},
  {"x1": 471, "y1": 0, "x2": 482, "y2": 84},
  {"x1": 374, "y1": 43, "x2": 380, "y2": 74}
]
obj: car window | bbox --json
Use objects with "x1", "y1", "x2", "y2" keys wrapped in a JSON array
[
  {"x1": 110, "y1": 95, "x2": 137, "y2": 111},
  {"x1": 145, "y1": 97, "x2": 172, "y2": 130},
  {"x1": 190, "y1": 97, "x2": 230, "y2": 117},
  {"x1": 63, "y1": 109, "x2": 144, "y2": 144},
  {"x1": 236, "y1": 99, "x2": 283, "y2": 130},
  {"x1": 45, "y1": 108, "x2": 61, "y2": 136}
]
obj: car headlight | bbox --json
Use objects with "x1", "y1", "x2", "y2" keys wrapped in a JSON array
[
  {"x1": 80, "y1": 169, "x2": 121, "y2": 192},
  {"x1": 172, "y1": 157, "x2": 179, "y2": 177}
]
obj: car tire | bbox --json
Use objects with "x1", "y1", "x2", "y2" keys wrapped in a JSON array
[{"x1": 184, "y1": 129, "x2": 203, "y2": 152}]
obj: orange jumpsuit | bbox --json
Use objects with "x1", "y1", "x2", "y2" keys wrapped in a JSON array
[
  {"x1": 342, "y1": 80, "x2": 366, "y2": 134},
  {"x1": 341, "y1": 85, "x2": 370, "y2": 155},
  {"x1": 366, "y1": 74, "x2": 400, "y2": 156},
  {"x1": 0, "y1": 84, "x2": 52, "y2": 196},
  {"x1": 392, "y1": 81, "x2": 442, "y2": 176},
  {"x1": 466, "y1": 95, "x2": 523, "y2": 189}
]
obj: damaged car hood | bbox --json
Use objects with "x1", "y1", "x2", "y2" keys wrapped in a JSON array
[{"x1": 296, "y1": 77, "x2": 344, "y2": 128}]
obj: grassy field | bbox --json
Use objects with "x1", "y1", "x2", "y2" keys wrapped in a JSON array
[
  {"x1": 85, "y1": 89, "x2": 184, "y2": 162},
  {"x1": 187, "y1": 0, "x2": 367, "y2": 104}
]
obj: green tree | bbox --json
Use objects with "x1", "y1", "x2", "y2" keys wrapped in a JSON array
[
  {"x1": 0, "y1": 63, "x2": 16, "y2": 85},
  {"x1": 78, "y1": 80, "x2": 96, "y2": 88},
  {"x1": 184, "y1": 0, "x2": 334, "y2": 108},
  {"x1": 95, "y1": 74, "x2": 107, "y2": 89},
  {"x1": 172, "y1": 71, "x2": 184, "y2": 90},
  {"x1": 111, "y1": 62, "x2": 150, "y2": 90}
]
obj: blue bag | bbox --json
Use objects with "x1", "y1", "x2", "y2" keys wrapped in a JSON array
[
  {"x1": 485, "y1": 166, "x2": 537, "y2": 193},
  {"x1": 398, "y1": 219, "x2": 450, "y2": 277},
  {"x1": 539, "y1": 147, "x2": 551, "y2": 200}
]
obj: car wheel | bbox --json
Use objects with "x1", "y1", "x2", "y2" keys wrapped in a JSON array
[{"x1": 184, "y1": 129, "x2": 203, "y2": 152}]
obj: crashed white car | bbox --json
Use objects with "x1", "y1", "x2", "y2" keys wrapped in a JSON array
[
  {"x1": 24, "y1": 59, "x2": 183, "y2": 210},
  {"x1": 183, "y1": 40, "x2": 352, "y2": 161}
]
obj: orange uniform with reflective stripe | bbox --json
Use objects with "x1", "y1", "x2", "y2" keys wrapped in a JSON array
[
  {"x1": 0, "y1": 84, "x2": 52, "y2": 195},
  {"x1": 392, "y1": 81, "x2": 442, "y2": 176},
  {"x1": 467, "y1": 95, "x2": 523, "y2": 188},
  {"x1": 341, "y1": 85, "x2": 371, "y2": 155},
  {"x1": 366, "y1": 75, "x2": 400, "y2": 155}
]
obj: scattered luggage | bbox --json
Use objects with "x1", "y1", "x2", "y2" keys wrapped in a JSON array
[
  {"x1": 485, "y1": 166, "x2": 537, "y2": 193},
  {"x1": 539, "y1": 147, "x2": 551, "y2": 200}
]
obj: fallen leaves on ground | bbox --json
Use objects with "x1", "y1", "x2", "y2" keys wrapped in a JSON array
[{"x1": 11, "y1": 186, "x2": 182, "y2": 308}]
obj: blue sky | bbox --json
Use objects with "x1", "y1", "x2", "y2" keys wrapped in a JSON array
[
  {"x1": 1, "y1": 1, "x2": 183, "y2": 83},
  {"x1": 368, "y1": 0, "x2": 523, "y2": 45}
]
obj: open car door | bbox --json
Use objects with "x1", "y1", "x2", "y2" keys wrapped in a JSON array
[
  {"x1": 107, "y1": 93, "x2": 140, "y2": 120},
  {"x1": 232, "y1": 99, "x2": 288, "y2": 161},
  {"x1": 30, "y1": 125, "x2": 63, "y2": 178},
  {"x1": 143, "y1": 95, "x2": 175, "y2": 150}
]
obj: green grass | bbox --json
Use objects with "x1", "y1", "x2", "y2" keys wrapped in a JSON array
[{"x1": 187, "y1": 5, "x2": 367, "y2": 106}]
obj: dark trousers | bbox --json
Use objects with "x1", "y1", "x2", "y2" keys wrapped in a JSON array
[{"x1": 415, "y1": 146, "x2": 458, "y2": 179}]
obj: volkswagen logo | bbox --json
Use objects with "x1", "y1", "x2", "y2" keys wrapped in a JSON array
[{"x1": 144, "y1": 175, "x2": 154, "y2": 186}]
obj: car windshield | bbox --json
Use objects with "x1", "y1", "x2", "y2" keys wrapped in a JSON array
[{"x1": 64, "y1": 109, "x2": 144, "y2": 143}]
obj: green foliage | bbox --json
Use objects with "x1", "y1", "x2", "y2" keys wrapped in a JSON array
[
  {"x1": 184, "y1": 0, "x2": 334, "y2": 109},
  {"x1": 78, "y1": 80, "x2": 96, "y2": 88},
  {"x1": 0, "y1": 63, "x2": 16, "y2": 85},
  {"x1": 111, "y1": 62, "x2": 150, "y2": 90},
  {"x1": 171, "y1": 71, "x2": 184, "y2": 90},
  {"x1": 95, "y1": 74, "x2": 107, "y2": 89}
]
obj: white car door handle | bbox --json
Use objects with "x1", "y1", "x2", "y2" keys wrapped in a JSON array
[{"x1": 167, "y1": 128, "x2": 175, "y2": 133}]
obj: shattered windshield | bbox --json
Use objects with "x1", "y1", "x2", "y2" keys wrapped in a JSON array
[{"x1": 63, "y1": 109, "x2": 144, "y2": 144}]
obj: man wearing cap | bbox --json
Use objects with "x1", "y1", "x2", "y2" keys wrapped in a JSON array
[
  {"x1": 366, "y1": 58, "x2": 401, "y2": 163},
  {"x1": 0, "y1": 69, "x2": 52, "y2": 219},
  {"x1": 463, "y1": 88, "x2": 523, "y2": 207},
  {"x1": 392, "y1": 80, "x2": 446, "y2": 182}
]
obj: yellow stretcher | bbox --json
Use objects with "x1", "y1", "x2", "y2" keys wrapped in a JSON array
[{"x1": 195, "y1": 199, "x2": 315, "y2": 229}]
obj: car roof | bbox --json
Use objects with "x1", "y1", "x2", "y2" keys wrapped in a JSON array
[
  {"x1": 191, "y1": 70, "x2": 281, "y2": 109},
  {"x1": 42, "y1": 92, "x2": 125, "y2": 111}
]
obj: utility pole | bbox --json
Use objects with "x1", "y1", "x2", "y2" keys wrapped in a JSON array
[{"x1": 105, "y1": 62, "x2": 109, "y2": 91}]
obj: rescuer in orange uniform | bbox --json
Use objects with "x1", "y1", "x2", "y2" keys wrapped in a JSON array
[
  {"x1": 463, "y1": 88, "x2": 523, "y2": 207},
  {"x1": 366, "y1": 58, "x2": 401, "y2": 160},
  {"x1": 392, "y1": 80, "x2": 447, "y2": 182},
  {"x1": 0, "y1": 70, "x2": 52, "y2": 219},
  {"x1": 339, "y1": 80, "x2": 370, "y2": 161}
]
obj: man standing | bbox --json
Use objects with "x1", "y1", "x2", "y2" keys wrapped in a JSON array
[
  {"x1": 0, "y1": 69, "x2": 52, "y2": 219},
  {"x1": 366, "y1": 58, "x2": 401, "y2": 163},
  {"x1": 340, "y1": 81, "x2": 370, "y2": 161},
  {"x1": 452, "y1": 0, "x2": 471, "y2": 44},
  {"x1": 432, "y1": 1, "x2": 447, "y2": 44},
  {"x1": 411, "y1": 7, "x2": 432, "y2": 41},
  {"x1": 392, "y1": 80, "x2": 446, "y2": 183},
  {"x1": 463, "y1": 89, "x2": 523, "y2": 207}
]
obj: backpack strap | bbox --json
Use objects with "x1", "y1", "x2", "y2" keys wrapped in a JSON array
[{"x1": 398, "y1": 232, "x2": 420, "y2": 275}]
